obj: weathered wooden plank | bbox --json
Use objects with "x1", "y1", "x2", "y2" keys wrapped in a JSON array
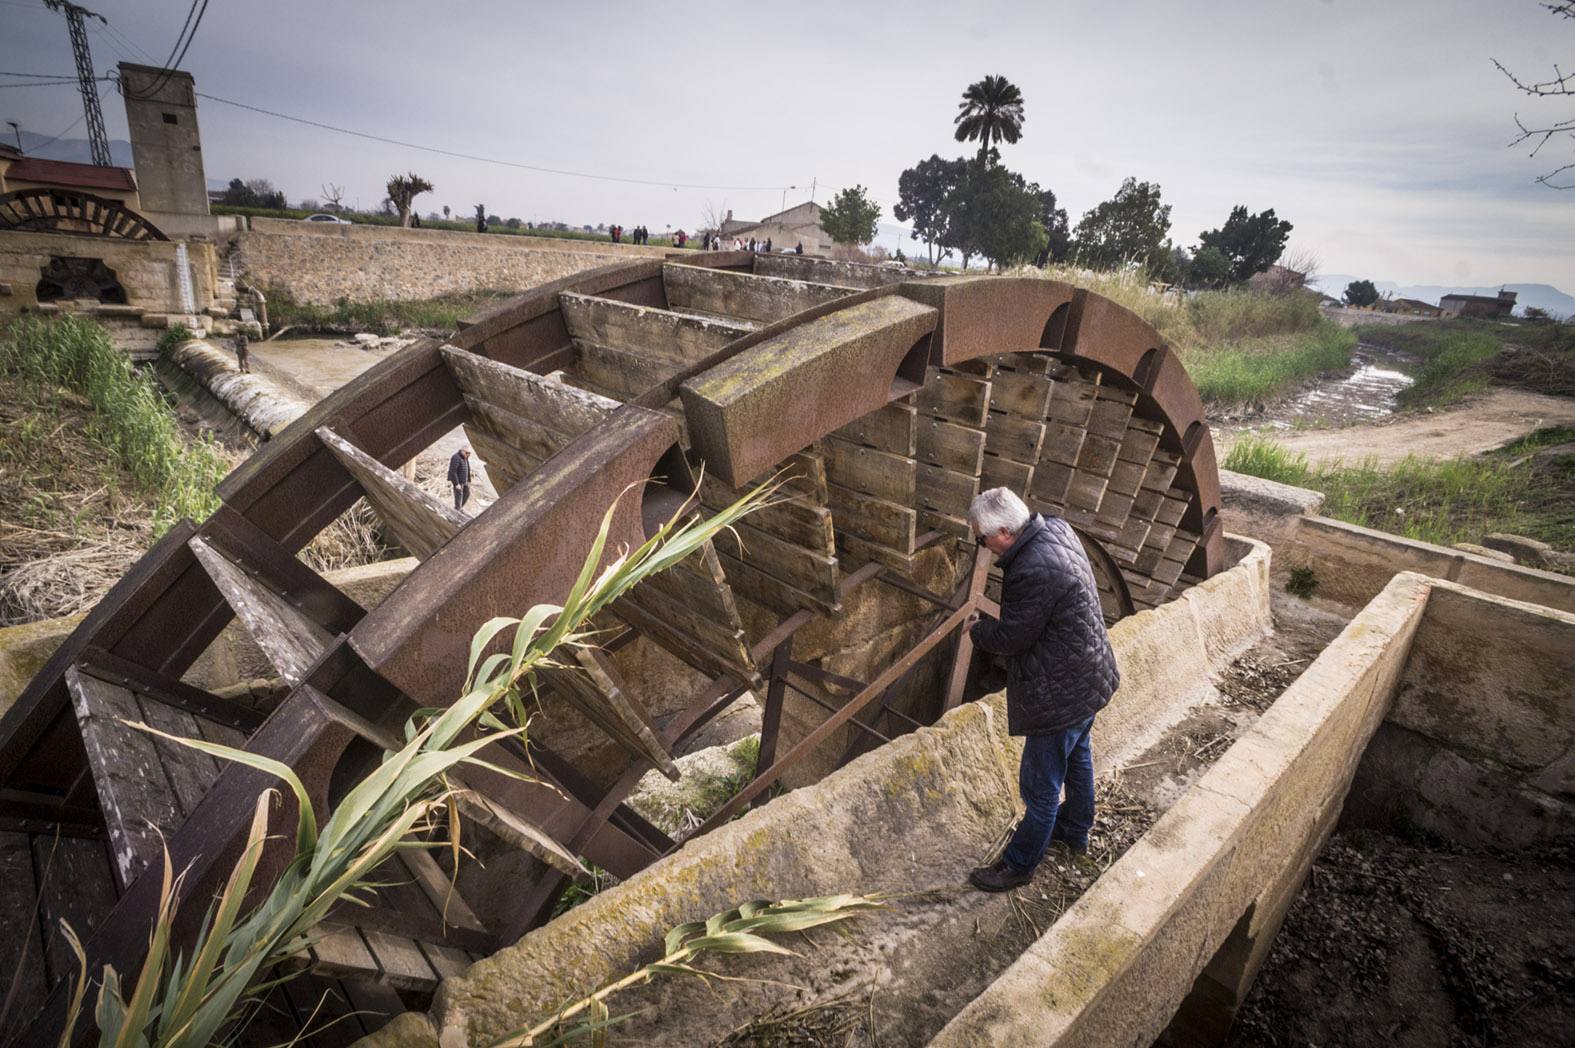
[
  {"x1": 662, "y1": 263, "x2": 856, "y2": 325},
  {"x1": 987, "y1": 368, "x2": 1054, "y2": 417},
  {"x1": 1067, "y1": 470, "x2": 1108, "y2": 512},
  {"x1": 317, "y1": 427, "x2": 466, "y2": 559},
  {"x1": 1107, "y1": 459, "x2": 1147, "y2": 499},
  {"x1": 1040, "y1": 421, "x2": 1086, "y2": 467},
  {"x1": 919, "y1": 508, "x2": 972, "y2": 542},
  {"x1": 30, "y1": 834, "x2": 117, "y2": 988},
  {"x1": 915, "y1": 417, "x2": 986, "y2": 475},
  {"x1": 419, "y1": 941, "x2": 473, "y2": 982},
  {"x1": 827, "y1": 482, "x2": 917, "y2": 551},
  {"x1": 0, "y1": 831, "x2": 47, "y2": 1041},
  {"x1": 360, "y1": 928, "x2": 440, "y2": 990},
  {"x1": 571, "y1": 339, "x2": 678, "y2": 402},
  {"x1": 463, "y1": 426, "x2": 530, "y2": 494},
  {"x1": 980, "y1": 454, "x2": 1035, "y2": 496},
  {"x1": 821, "y1": 437, "x2": 916, "y2": 504},
  {"x1": 1088, "y1": 393, "x2": 1135, "y2": 440},
  {"x1": 1117, "y1": 423, "x2": 1162, "y2": 466},
  {"x1": 305, "y1": 922, "x2": 378, "y2": 979},
  {"x1": 832, "y1": 402, "x2": 917, "y2": 457},
  {"x1": 915, "y1": 371, "x2": 991, "y2": 427},
  {"x1": 539, "y1": 649, "x2": 678, "y2": 779},
  {"x1": 188, "y1": 535, "x2": 333, "y2": 686},
  {"x1": 1143, "y1": 453, "x2": 1180, "y2": 493},
  {"x1": 133, "y1": 693, "x2": 220, "y2": 818},
  {"x1": 1029, "y1": 460, "x2": 1074, "y2": 506},
  {"x1": 402, "y1": 849, "x2": 488, "y2": 935},
  {"x1": 697, "y1": 478, "x2": 835, "y2": 552},
  {"x1": 915, "y1": 462, "x2": 980, "y2": 516},
  {"x1": 559, "y1": 291, "x2": 748, "y2": 364},
  {"x1": 66, "y1": 667, "x2": 179, "y2": 889},
  {"x1": 441, "y1": 345, "x2": 616, "y2": 441},
  {"x1": 1075, "y1": 434, "x2": 1122, "y2": 478},
  {"x1": 456, "y1": 793, "x2": 587, "y2": 876},
  {"x1": 462, "y1": 396, "x2": 563, "y2": 469},
  {"x1": 983, "y1": 412, "x2": 1046, "y2": 463},
  {"x1": 339, "y1": 977, "x2": 406, "y2": 1033},
  {"x1": 713, "y1": 518, "x2": 839, "y2": 595},
  {"x1": 715, "y1": 549, "x2": 837, "y2": 616},
  {"x1": 615, "y1": 588, "x2": 756, "y2": 682},
  {"x1": 1046, "y1": 381, "x2": 1095, "y2": 425},
  {"x1": 836, "y1": 531, "x2": 920, "y2": 575},
  {"x1": 620, "y1": 564, "x2": 756, "y2": 671},
  {"x1": 630, "y1": 535, "x2": 742, "y2": 627}
]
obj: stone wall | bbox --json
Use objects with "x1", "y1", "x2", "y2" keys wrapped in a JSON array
[
  {"x1": 235, "y1": 219, "x2": 680, "y2": 305},
  {"x1": 1344, "y1": 580, "x2": 1575, "y2": 848},
  {"x1": 0, "y1": 231, "x2": 217, "y2": 316},
  {"x1": 934, "y1": 569, "x2": 1434, "y2": 1047},
  {"x1": 1219, "y1": 468, "x2": 1575, "y2": 613}
]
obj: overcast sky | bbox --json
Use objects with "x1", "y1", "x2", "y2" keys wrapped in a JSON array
[{"x1": 3, "y1": 0, "x2": 1572, "y2": 289}]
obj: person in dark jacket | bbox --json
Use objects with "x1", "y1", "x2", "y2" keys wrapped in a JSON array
[
  {"x1": 448, "y1": 447, "x2": 473, "y2": 511},
  {"x1": 964, "y1": 487, "x2": 1120, "y2": 892}
]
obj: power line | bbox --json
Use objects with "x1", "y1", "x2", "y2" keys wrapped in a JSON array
[
  {"x1": 123, "y1": 0, "x2": 208, "y2": 101},
  {"x1": 195, "y1": 90, "x2": 796, "y2": 193}
]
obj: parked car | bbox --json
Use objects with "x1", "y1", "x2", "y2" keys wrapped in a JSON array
[{"x1": 303, "y1": 213, "x2": 352, "y2": 224}]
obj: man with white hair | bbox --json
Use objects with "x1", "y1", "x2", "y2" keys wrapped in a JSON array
[{"x1": 964, "y1": 487, "x2": 1120, "y2": 892}]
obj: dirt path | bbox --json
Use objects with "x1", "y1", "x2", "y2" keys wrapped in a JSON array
[{"x1": 1217, "y1": 388, "x2": 1575, "y2": 466}]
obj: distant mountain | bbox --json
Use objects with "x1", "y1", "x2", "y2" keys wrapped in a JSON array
[
  {"x1": 12, "y1": 131, "x2": 134, "y2": 169},
  {"x1": 1313, "y1": 274, "x2": 1575, "y2": 319}
]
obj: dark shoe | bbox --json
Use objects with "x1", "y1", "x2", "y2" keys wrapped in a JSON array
[
  {"x1": 969, "y1": 859, "x2": 1034, "y2": 893},
  {"x1": 1049, "y1": 834, "x2": 1089, "y2": 856}
]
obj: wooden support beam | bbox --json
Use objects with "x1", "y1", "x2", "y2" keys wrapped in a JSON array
[
  {"x1": 942, "y1": 544, "x2": 993, "y2": 713},
  {"x1": 187, "y1": 535, "x2": 334, "y2": 687},
  {"x1": 316, "y1": 427, "x2": 467, "y2": 559}
]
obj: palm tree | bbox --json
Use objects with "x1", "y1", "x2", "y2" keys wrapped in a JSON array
[{"x1": 953, "y1": 75, "x2": 1025, "y2": 165}]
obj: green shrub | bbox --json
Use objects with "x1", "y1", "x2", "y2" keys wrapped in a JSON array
[
  {"x1": 1183, "y1": 322, "x2": 1355, "y2": 407},
  {"x1": 0, "y1": 315, "x2": 228, "y2": 531},
  {"x1": 1224, "y1": 434, "x2": 1561, "y2": 551}
]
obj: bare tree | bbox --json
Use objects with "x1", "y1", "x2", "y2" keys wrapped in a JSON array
[
  {"x1": 386, "y1": 172, "x2": 436, "y2": 227},
  {"x1": 1275, "y1": 244, "x2": 1323, "y2": 292},
  {"x1": 1494, "y1": 2, "x2": 1575, "y2": 188},
  {"x1": 321, "y1": 183, "x2": 345, "y2": 212},
  {"x1": 699, "y1": 200, "x2": 730, "y2": 236}
]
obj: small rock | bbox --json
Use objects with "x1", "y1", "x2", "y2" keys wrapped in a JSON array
[
  {"x1": 1453, "y1": 542, "x2": 1515, "y2": 564},
  {"x1": 353, "y1": 332, "x2": 380, "y2": 347},
  {"x1": 1482, "y1": 533, "x2": 1552, "y2": 567}
]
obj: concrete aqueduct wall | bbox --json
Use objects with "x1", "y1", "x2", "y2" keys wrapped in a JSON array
[{"x1": 234, "y1": 219, "x2": 674, "y2": 305}]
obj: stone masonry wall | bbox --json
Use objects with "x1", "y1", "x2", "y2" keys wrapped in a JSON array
[
  {"x1": 0, "y1": 231, "x2": 217, "y2": 316},
  {"x1": 235, "y1": 219, "x2": 680, "y2": 305}
]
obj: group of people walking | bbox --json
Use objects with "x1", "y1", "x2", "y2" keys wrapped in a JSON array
[
  {"x1": 697, "y1": 232, "x2": 803, "y2": 254},
  {"x1": 609, "y1": 224, "x2": 653, "y2": 245}
]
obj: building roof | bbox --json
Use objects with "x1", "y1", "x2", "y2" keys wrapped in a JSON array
[
  {"x1": 0, "y1": 143, "x2": 21, "y2": 161},
  {"x1": 5, "y1": 156, "x2": 138, "y2": 193}
]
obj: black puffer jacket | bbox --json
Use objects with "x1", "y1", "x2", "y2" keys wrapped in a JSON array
[{"x1": 969, "y1": 514, "x2": 1120, "y2": 735}]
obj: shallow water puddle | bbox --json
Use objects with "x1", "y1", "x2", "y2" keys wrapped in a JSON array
[{"x1": 1265, "y1": 345, "x2": 1414, "y2": 429}]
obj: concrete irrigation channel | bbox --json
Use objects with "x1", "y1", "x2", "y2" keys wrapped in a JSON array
[{"x1": 360, "y1": 537, "x2": 1299, "y2": 1045}]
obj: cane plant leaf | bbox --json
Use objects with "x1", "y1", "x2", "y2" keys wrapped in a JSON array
[{"x1": 663, "y1": 921, "x2": 705, "y2": 956}]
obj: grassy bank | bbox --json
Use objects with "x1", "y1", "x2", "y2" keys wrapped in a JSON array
[
  {"x1": 1224, "y1": 430, "x2": 1575, "y2": 561},
  {"x1": 1015, "y1": 266, "x2": 1356, "y2": 408},
  {"x1": 266, "y1": 286, "x2": 519, "y2": 336},
  {"x1": 0, "y1": 316, "x2": 237, "y2": 622},
  {"x1": 1, "y1": 315, "x2": 229, "y2": 531},
  {"x1": 1355, "y1": 317, "x2": 1575, "y2": 406}
]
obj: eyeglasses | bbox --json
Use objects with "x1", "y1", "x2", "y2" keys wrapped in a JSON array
[{"x1": 975, "y1": 534, "x2": 987, "y2": 548}]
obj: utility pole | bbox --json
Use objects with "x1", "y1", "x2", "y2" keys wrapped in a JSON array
[{"x1": 44, "y1": 0, "x2": 112, "y2": 167}]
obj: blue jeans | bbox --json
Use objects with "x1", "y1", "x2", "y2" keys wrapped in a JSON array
[{"x1": 1002, "y1": 715, "x2": 1096, "y2": 871}]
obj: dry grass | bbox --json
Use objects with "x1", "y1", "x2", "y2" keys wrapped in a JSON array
[{"x1": 0, "y1": 384, "x2": 157, "y2": 624}]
